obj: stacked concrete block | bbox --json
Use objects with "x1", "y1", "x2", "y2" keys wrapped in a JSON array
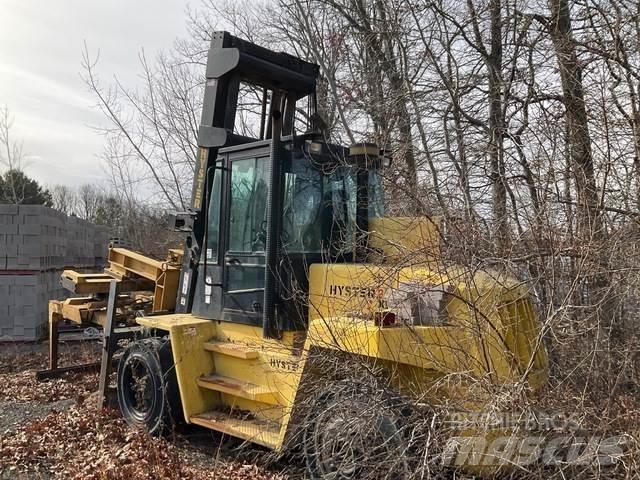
[
  {"x1": 0, "y1": 204, "x2": 109, "y2": 341},
  {"x1": 0, "y1": 275, "x2": 46, "y2": 340},
  {"x1": 0, "y1": 205, "x2": 108, "y2": 270}
]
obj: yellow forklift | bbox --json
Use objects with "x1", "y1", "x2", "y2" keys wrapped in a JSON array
[{"x1": 102, "y1": 32, "x2": 547, "y2": 477}]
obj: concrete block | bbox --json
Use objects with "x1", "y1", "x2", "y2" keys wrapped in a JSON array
[
  {"x1": 0, "y1": 224, "x2": 18, "y2": 234},
  {"x1": 13, "y1": 275, "x2": 38, "y2": 287},
  {"x1": 0, "y1": 328, "x2": 14, "y2": 339},
  {"x1": 18, "y1": 205, "x2": 46, "y2": 215},
  {"x1": 18, "y1": 243, "x2": 42, "y2": 256},
  {"x1": 0, "y1": 313, "x2": 12, "y2": 328},
  {"x1": 16, "y1": 255, "x2": 29, "y2": 265},
  {"x1": 17, "y1": 224, "x2": 41, "y2": 235},
  {"x1": 3, "y1": 258, "x2": 20, "y2": 270},
  {"x1": 21, "y1": 313, "x2": 41, "y2": 328},
  {"x1": 21, "y1": 213, "x2": 42, "y2": 225},
  {"x1": 22, "y1": 327, "x2": 43, "y2": 341},
  {"x1": 12, "y1": 294, "x2": 38, "y2": 307},
  {"x1": 0, "y1": 205, "x2": 109, "y2": 340},
  {"x1": 0, "y1": 244, "x2": 18, "y2": 256},
  {"x1": 0, "y1": 204, "x2": 19, "y2": 215}
]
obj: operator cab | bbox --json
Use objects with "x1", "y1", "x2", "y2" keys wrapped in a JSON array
[{"x1": 192, "y1": 136, "x2": 386, "y2": 330}]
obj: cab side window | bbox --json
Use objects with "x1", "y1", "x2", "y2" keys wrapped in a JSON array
[
  {"x1": 206, "y1": 163, "x2": 223, "y2": 262},
  {"x1": 228, "y1": 158, "x2": 269, "y2": 252}
]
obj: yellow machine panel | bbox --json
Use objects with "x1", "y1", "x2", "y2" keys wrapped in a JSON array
[
  {"x1": 137, "y1": 314, "x2": 306, "y2": 449},
  {"x1": 368, "y1": 216, "x2": 442, "y2": 263},
  {"x1": 307, "y1": 262, "x2": 547, "y2": 391}
]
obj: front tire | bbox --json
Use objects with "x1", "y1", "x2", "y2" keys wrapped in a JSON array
[{"x1": 116, "y1": 338, "x2": 182, "y2": 435}]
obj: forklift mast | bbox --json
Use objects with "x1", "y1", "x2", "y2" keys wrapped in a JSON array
[
  {"x1": 176, "y1": 32, "x2": 319, "y2": 330},
  {"x1": 175, "y1": 32, "x2": 320, "y2": 320}
]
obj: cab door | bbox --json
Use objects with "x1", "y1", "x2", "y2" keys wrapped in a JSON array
[{"x1": 221, "y1": 155, "x2": 269, "y2": 325}]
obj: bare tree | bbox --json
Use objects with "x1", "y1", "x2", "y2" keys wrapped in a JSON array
[
  {"x1": 547, "y1": 0, "x2": 601, "y2": 238},
  {"x1": 0, "y1": 105, "x2": 24, "y2": 204},
  {"x1": 81, "y1": 45, "x2": 200, "y2": 210},
  {"x1": 50, "y1": 184, "x2": 76, "y2": 215}
]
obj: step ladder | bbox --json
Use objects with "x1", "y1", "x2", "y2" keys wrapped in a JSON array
[{"x1": 189, "y1": 339, "x2": 286, "y2": 449}]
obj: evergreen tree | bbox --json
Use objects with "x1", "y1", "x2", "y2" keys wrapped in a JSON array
[{"x1": 0, "y1": 169, "x2": 52, "y2": 206}]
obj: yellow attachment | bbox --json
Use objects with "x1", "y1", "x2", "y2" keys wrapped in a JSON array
[
  {"x1": 107, "y1": 247, "x2": 181, "y2": 312},
  {"x1": 49, "y1": 297, "x2": 108, "y2": 327},
  {"x1": 57, "y1": 247, "x2": 182, "y2": 314},
  {"x1": 49, "y1": 293, "x2": 154, "y2": 327},
  {"x1": 60, "y1": 270, "x2": 153, "y2": 295}
]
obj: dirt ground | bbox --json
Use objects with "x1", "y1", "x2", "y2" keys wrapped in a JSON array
[{"x1": 0, "y1": 340, "x2": 296, "y2": 480}]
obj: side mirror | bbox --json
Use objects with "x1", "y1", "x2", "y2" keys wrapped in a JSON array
[{"x1": 169, "y1": 211, "x2": 196, "y2": 232}]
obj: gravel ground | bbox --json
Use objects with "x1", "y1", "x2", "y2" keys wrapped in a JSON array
[
  {"x1": 0, "y1": 399, "x2": 74, "y2": 436},
  {"x1": 0, "y1": 340, "x2": 296, "y2": 480}
]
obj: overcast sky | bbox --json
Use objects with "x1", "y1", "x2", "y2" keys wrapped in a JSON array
[{"x1": 0, "y1": 0, "x2": 189, "y2": 188}]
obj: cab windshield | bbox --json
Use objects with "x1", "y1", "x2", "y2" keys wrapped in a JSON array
[
  {"x1": 206, "y1": 154, "x2": 385, "y2": 257},
  {"x1": 282, "y1": 160, "x2": 384, "y2": 253}
]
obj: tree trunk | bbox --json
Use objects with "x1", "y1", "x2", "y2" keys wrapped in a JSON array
[
  {"x1": 374, "y1": 0, "x2": 419, "y2": 211},
  {"x1": 488, "y1": 0, "x2": 509, "y2": 250},
  {"x1": 548, "y1": 0, "x2": 601, "y2": 238},
  {"x1": 548, "y1": 0, "x2": 615, "y2": 337}
]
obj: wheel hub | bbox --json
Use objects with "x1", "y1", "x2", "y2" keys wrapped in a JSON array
[{"x1": 123, "y1": 357, "x2": 154, "y2": 420}]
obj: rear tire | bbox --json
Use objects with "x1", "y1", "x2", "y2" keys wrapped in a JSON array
[
  {"x1": 116, "y1": 338, "x2": 182, "y2": 435},
  {"x1": 303, "y1": 380, "x2": 411, "y2": 480}
]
